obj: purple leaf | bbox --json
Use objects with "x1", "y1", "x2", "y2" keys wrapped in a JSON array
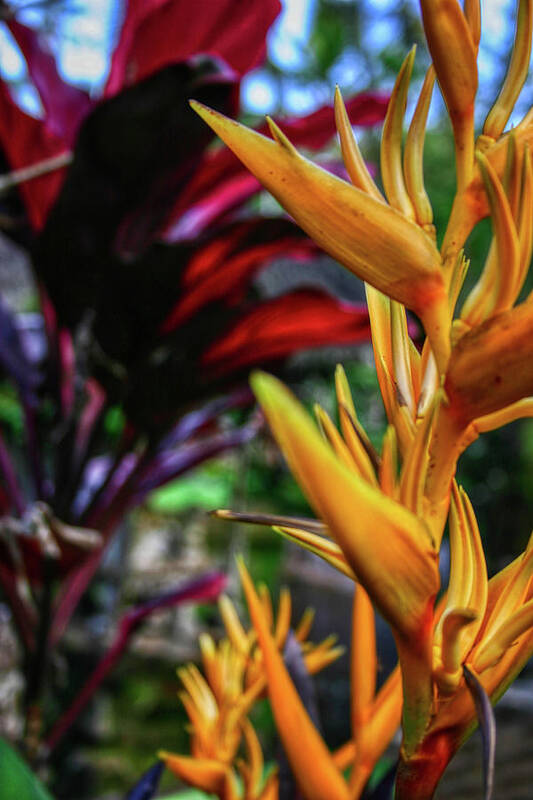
[
  {"x1": 0, "y1": 296, "x2": 41, "y2": 403},
  {"x1": 123, "y1": 761, "x2": 164, "y2": 800},
  {"x1": 46, "y1": 571, "x2": 227, "y2": 752}
]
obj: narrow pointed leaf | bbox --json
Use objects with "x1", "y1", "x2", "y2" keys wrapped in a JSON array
[
  {"x1": 124, "y1": 761, "x2": 164, "y2": 800},
  {"x1": 463, "y1": 664, "x2": 495, "y2": 800}
]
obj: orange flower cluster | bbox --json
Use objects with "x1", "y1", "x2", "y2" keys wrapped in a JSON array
[{"x1": 176, "y1": 1, "x2": 533, "y2": 797}]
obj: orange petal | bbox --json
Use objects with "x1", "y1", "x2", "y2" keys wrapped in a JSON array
[{"x1": 238, "y1": 559, "x2": 350, "y2": 800}]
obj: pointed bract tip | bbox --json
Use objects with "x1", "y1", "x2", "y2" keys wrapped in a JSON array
[{"x1": 266, "y1": 116, "x2": 298, "y2": 153}]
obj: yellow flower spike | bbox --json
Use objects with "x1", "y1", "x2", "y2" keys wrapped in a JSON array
[
  {"x1": 364, "y1": 287, "x2": 396, "y2": 422},
  {"x1": 482, "y1": 532, "x2": 533, "y2": 634},
  {"x1": 294, "y1": 607, "x2": 315, "y2": 642},
  {"x1": 335, "y1": 365, "x2": 380, "y2": 473},
  {"x1": 483, "y1": 0, "x2": 533, "y2": 141},
  {"x1": 349, "y1": 586, "x2": 377, "y2": 795},
  {"x1": 390, "y1": 301, "x2": 416, "y2": 417},
  {"x1": 237, "y1": 558, "x2": 351, "y2": 800},
  {"x1": 380, "y1": 47, "x2": 417, "y2": 219},
  {"x1": 179, "y1": 666, "x2": 218, "y2": 721},
  {"x1": 461, "y1": 147, "x2": 522, "y2": 325},
  {"x1": 404, "y1": 65, "x2": 436, "y2": 230},
  {"x1": 475, "y1": 597, "x2": 533, "y2": 672},
  {"x1": 274, "y1": 525, "x2": 357, "y2": 581},
  {"x1": 503, "y1": 131, "x2": 522, "y2": 218},
  {"x1": 391, "y1": 402, "x2": 417, "y2": 459},
  {"x1": 190, "y1": 100, "x2": 451, "y2": 374},
  {"x1": 160, "y1": 752, "x2": 239, "y2": 799},
  {"x1": 398, "y1": 392, "x2": 440, "y2": 516},
  {"x1": 219, "y1": 595, "x2": 250, "y2": 656},
  {"x1": 333, "y1": 86, "x2": 384, "y2": 201},
  {"x1": 304, "y1": 643, "x2": 345, "y2": 675},
  {"x1": 464, "y1": 0, "x2": 482, "y2": 49},
  {"x1": 379, "y1": 425, "x2": 398, "y2": 497},
  {"x1": 447, "y1": 251, "x2": 469, "y2": 318},
  {"x1": 444, "y1": 301, "x2": 533, "y2": 427},
  {"x1": 460, "y1": 238, "x2": 499, "y2": 326},
  {"x1": 251, "y1": 371, "x2": 439, "y2": 639},
  {"x1": 238, "y1": 719, "x2": 264, "y2": 798},
  {"x1": 351, "y1": 586, "x2": 376, "y2": 731},
  {"x1": 419, "y1": 0, "x2": 477, "y2": 190},
  {"x1": 314, "y1": 404, "x2": 359, "y2": 472},
  {"x1": 517, "y1": 146, "x2": 533, "y2": 297},
  {"x1": 258, "y1": 583, "x2": 274, "y2": 631},
  {"x1": 356, "y1": 666, "x2": 403, "y2": 784},
  {"x1": 461, "y1": 488, "x2": 489, "y2": 610},
  {"x1": 337, "y1": 405, "x2": 379, "y2": 486},
  {"x1": 273, "y1": 587, "x2": 291, "y2": 648},
  {"x1": 475, "y1": 152, "x2": 521, "y2": 314}
]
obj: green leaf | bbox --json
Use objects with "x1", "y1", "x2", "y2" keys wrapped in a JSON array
[{"x1": 0, "y1": 738, "x2": 54, "y2": 800}]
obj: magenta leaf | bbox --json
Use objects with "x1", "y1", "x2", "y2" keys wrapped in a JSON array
[
  {"x1": 105, "y1": 0, "x2": 281, "y2": 96},
  {"x1": 7, "y1": 19, "x2": 92, "y2": 145}
]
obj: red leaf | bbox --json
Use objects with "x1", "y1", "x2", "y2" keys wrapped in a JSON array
[
  {"x1": 0, "y1": 82, "x2": 67, "y2": 230},
  {"x1": 7, "y1": 19, "x2": 92, "y2": 145},
  {"x1": 104, "y1": 0, "x2": 282, "y2": 96},
  {"x1": 202, "y1": 289, "x2": 371, "y2": 374},
  {"x1": 160, "y1": 220, "x2": 316, "y2": 333}
]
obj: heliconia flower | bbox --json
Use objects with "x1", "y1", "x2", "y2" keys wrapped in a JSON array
[
  {"x1": 160, "y1": 578, "x2": 343, "y2": 800},
  {"x1": 190, "y1": 87, "x2": 451, "y2": 373},
  {"x1": 202, "y1": 1, "x2": 533, "y2": 797}
]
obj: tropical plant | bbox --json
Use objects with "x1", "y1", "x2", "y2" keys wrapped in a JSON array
[
  {"x1": 178, "y1": 0, "x2": 533, "y2": 797},
  {"x1": 0, "y1": 0, "x2": 387, "y2": 767}
]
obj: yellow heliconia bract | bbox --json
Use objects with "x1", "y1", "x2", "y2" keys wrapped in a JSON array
[
  {"x1": 182, "y1": 2, "x2": 533, "y2": 799},
  {"x1": 190, "y1": 100, "x2": 451, "y2": 373}
]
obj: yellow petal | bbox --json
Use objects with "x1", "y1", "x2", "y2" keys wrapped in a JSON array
[
  {"x1": 238, "y1": 559, "x2": 350, "y2": 800},
  {"x1": 483, "y1": 0, "x2": 533, "y2": 140},
  {"x1": 475, "y1": 597, "x2": 533, "y2": 672},
  {"x1": 160, "y1": 752, "x2": 238, "y2": 798},
  {"x1": 218, "y1": 595, "x2": 250, "y2": 655},
  {"x1": 350, "y1": 586, "x2": 376, "y2": 737},
  {"x1": 464, "y1": 0, "x2": 481, "y2": 48},
  {"x1": 334, "y1": 86, "x2": 383, "y2": 200},
  {"x1": 251, "y1": 371, "x2": 439, "y2": 638},
  {"x1": 190, "y1": 100, "x2": 450, "y2": 372},
  {"x1": 476, "y1": 152, "x2": 521, "y2": 314},
  {"x1": 475, "y1": 397, "x2": 533, "y2": 432},
  {"x1": 274, "y1": 525, "x2": 357, "y2": 581},
  {"x1": 404, "y1": 65, "x2": 435, "y2": 229},
  {"x1": 381, "y1": 47, "x2": 417, "y2": 218}
]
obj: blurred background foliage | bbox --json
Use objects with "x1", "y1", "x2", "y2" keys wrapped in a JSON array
[{"x1": 1, "y1": 0, "x2": 533, "y2": 797}]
